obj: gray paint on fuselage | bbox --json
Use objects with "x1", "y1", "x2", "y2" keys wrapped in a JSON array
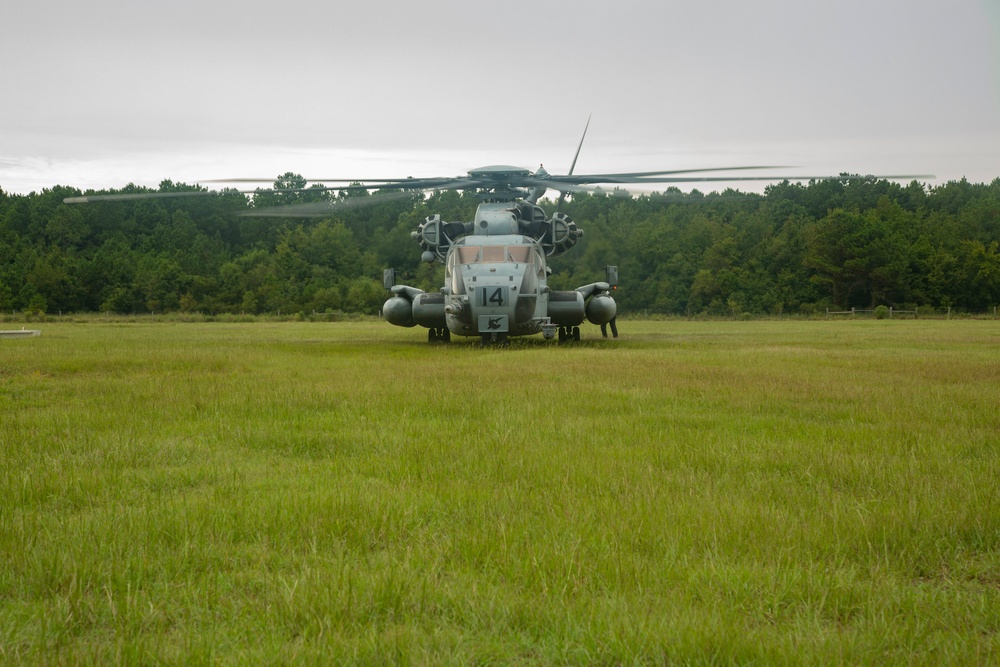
[{"x1": 444, "y1": 235, "x2": 548, "y2": 338}]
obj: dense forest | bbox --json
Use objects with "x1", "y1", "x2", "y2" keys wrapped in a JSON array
[{"x1": 2, "y1": 174, "x2": 999, "y2": 316}]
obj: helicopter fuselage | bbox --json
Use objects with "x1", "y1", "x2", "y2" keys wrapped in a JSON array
[
  {"x1": 443, "y1": 234, "x2": 548, "y2": 338},
  {"x1": 382, "y1": 198, "x2": 617, "y2": 344}
]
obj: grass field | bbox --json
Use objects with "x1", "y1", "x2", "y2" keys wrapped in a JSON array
[{"x1": 1, "y1": 319, "x2": 998, "y2": 664}]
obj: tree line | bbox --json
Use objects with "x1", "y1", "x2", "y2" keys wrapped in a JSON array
[{"x1": 2, "y1": 173, "x2": 999, "y2": 316}]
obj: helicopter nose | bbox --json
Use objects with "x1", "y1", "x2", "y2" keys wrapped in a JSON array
[{"x1": 470, "y1": 281, "x2": 515, "y2": 334}]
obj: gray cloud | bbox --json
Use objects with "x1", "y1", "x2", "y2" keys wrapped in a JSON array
[{"x1": 2, "y1": 0, "x2": 997, "y2": 193}]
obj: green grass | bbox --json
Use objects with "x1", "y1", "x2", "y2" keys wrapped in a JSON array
[{"x1": 1, "y1": 320, "x2": 998, "y2": 664}]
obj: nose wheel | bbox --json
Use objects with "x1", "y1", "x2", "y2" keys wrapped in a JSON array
[
  {"x1": 481, "y1": 332, "x2": 509, "y2": 347},
  {"x1": 428, "y1": 328, "x2": 451, "y2": 343}
]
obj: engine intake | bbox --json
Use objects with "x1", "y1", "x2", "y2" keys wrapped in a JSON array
[
  {"x1": 542, "y1": 212, "x2": 583, "y2": 256},
  {"x1": 411, "y1": 215, "x2": 469, "y2": 263}
]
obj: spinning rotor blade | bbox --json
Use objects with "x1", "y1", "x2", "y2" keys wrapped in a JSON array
[
  {"x1": 241, "y1": 190, "x2": 423, "y2": 217},
  {"x1": 64, "y1": 191, "x2": 219, "y2": 204},
  {"x1": 65, "y1": 154, "x2": 935, "y2": 211},
  {"x1": 615, "y1": 173, "x2": 935, "y2": 185},
  {"x1": 518, "y1": 177, "x2": 626, "y2": 197},
  {"x1": 62, "y1": 185, "x2": 382, "y2": 205},
  {"x1": 209, "y1": 165, "x2": 928, "y2": 190},
  {"x1": 551, "y1": 166, "x2": 792, "y2": 184},
  {"x1": 206, "y1": 165, "x2": 792, "y2": 187},
  {"x1": 202, "y1": 177, "x2": 405, "y2": 184},
  {"x1": 205, "y1": 175, "x2": 474, "y2": 190}
]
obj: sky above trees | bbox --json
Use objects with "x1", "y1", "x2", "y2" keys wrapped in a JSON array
[{"x1": 2, "y1": 0, "x2": 998, "y2": 195}]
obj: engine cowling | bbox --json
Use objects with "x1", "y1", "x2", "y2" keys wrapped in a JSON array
[
  {"x1": 411, "y1": 215, "x2": 447, "y2": 262},
  {"x1": 542, "y1": 212, "x2": 583, "y2": 256},
  {"x1": 411, "y1": 215, "x2": 469, "y2": 263}
]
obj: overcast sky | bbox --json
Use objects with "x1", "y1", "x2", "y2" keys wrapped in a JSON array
[{"x1": 2, "y1": 0, "x2": 998, "y2": 195}]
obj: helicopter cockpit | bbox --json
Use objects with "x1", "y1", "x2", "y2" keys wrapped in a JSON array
[
  {"x1": 446, "y1": 239, "x2": 546, "y2": 294},
  {"x1": 449, "y1": 243, "x2": 541, "y2": 265}
]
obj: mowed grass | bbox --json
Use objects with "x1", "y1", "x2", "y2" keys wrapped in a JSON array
[{"x1": 1, "y1": 320, "x2": 998, "y2": 664}]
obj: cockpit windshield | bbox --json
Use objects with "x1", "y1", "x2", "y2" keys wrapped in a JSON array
[
  {"x1": 456, "y1": 246, "x2": 480, "y2": 264},
  {"x1": 452, "y1": 245, "x2": 535, "y2": 265},
  {"x1": 448, "y1": 243, "x2": 545, "y2": 296},
  {"x1": 481, "y1": 246, "x2": 506, "y2": 263},
  {"x1": 507, "y1": 246, "x2": 531, "y2": 263}
]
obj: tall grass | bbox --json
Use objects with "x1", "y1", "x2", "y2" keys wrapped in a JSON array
[{"x1": 1, "y1": 320, "x2": 998, "y2": 664}]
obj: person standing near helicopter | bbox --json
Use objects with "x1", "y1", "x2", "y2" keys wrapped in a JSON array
[{"x1": 601, "y1": 316, "x2": 618, "y2": 338}]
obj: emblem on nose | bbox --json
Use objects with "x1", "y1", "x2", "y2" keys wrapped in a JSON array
[{"x1": 479, "y1": 314, "x2": 509, "y2": 333}]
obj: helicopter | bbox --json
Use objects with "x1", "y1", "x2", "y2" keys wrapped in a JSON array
[
  {"x1": 380, "y1": 163, "x2": 617, "y2": 346},
  {"x1": 64, "y1": 124, "x2": 931, "y2": 345},
  {"x1": 234, "y1": 162, "x2": 820, "y2": 346}
]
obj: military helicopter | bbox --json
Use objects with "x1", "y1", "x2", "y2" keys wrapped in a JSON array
[
  {"x1": 380, "y1": 162, "x2": 617, "y2": 346},
  {"x1": 65, "y1": 124, "x2": 930, "y2": 345},
  {"x1": 232, "y1": 163, "x2": 801, "y2": 346}
]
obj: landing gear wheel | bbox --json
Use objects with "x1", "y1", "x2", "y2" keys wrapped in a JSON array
[
  {"x1": 480, "y1": 332, "x2": 508, "y2": 347},
  {"x1": 557, "y1": 326, "x2": 579, "y2": 343},
  {"x1": 428, "y1": 328, "x2": 450, "y2": 343}
]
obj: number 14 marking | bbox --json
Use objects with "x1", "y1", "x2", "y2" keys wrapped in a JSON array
[{"x1": 480, "y1": 287, "x2": 505, "y2": 307}]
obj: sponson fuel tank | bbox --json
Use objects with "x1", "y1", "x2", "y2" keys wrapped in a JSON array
[{"x1": 382, "y1": 287, "x2": 447, "y2": 329}]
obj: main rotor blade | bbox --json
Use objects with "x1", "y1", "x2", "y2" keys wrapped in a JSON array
[
  {"x1": 317, "y1": 176, "x2": 477, "y2": 191},
  {"x1": 203, "y1": 177, "x2": 404, "y2": 183},
  {"x1": 557, "y1": 115, "x2": 592, "y2": 213},
  {"x1": 568, "y1": 115, "x2": 591, "y2": 177},
  {"x1": 64, "y1": 191, "x2": 220, "y2": 204},
  {"x1": 204, "y1": 176, "x2": 466, "y2": 187},
  {"x1": 204, "y1": 166, "x2": 801, "y2": 191},
  {"x1": 616, "y1": 173, "x2": 935, "y2": 185},
  {"x1": 517, "y1": 177, "x2": 622, "y2": 196},
  {"x1": 241, "y1": 190, "x2": 422, "y2": 217},
  {"x1": 62, "y1": 185, "x2": 388, "y2": 205},
  {"x1": 547, "y1": 167, "x2": 800, "y2": 186}
]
